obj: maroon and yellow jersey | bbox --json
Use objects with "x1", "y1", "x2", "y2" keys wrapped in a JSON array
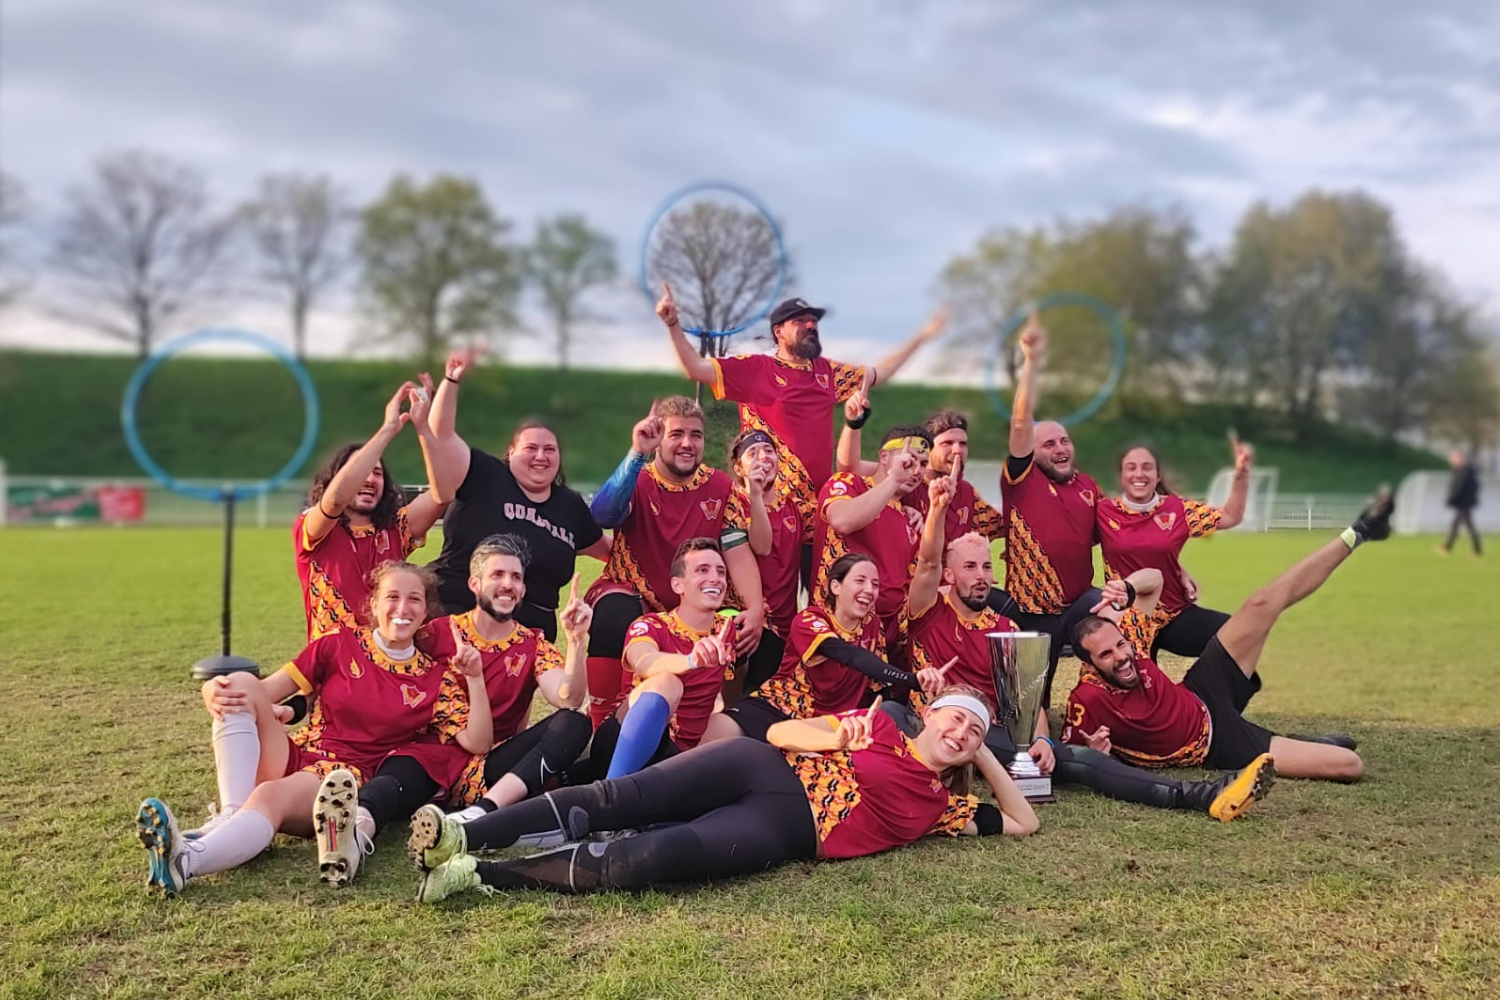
[
  {"x1": 905, "y1": 590, "x2": 1019, "y2": 705},
  {"x1": 424, "y1": 613, "x2": 566, "y2": 743},
  {"x1": 815, "y1": 473, "x2": 923, "y2": 623},
  {"x1": 1061, "y1": 656, "x2": 1211, "y2": 768},
  {"x1": 785, "y1": 710, "x2": 978, "y2": 860},
  {"x1": 293, "y1": 507, "x2": 423, "y2": 641},
  {"x1": 280, "y1": 628, "x2": 444, "y2": 780},
  {"x1": 710, "y1": 353, "x2": 864, "y2": 541},
  {"x1": 1000, "y1": 459, "x2": 1100, "y2": 614},
  {"x1": 1097, "y1": 495, "x2": 1222, "y2": 615},
  {"x1": 908, "y1": 478, "x2": 1004, "y2": 544},
  {"x1": 754, "y1": 606, "x2": 884, "y2": 719},
  {"x1": 724, "y1": 487, "x2": 803, "y2": 638},
  {"x1": 600, "y1": 463, "x2": 733, "y2": 612},
  {"x1": 624, "y1": 611, "x2": 733, "y2": 750}
]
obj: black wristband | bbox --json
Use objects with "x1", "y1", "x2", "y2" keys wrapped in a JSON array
[
  {"x1": 847, "y1": 406, "x2": 872, "y2": 430},
  {"x1": 445, "y1": 375, "x2": 461, "y2": 385},
  {"x1": 280, "y1": 694, "x2": 308, "y2": 725},
  {"x1": 974, "y1": 802, "x2": 1005, "y2": 836},
  {"x1": 1124, "y1": 581, "x2": 1137, "y2": 606}
]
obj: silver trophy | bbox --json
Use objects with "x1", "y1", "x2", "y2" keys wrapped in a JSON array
[{"x1": 986, "y1": 631, "x2": 1055, "y2": 802}]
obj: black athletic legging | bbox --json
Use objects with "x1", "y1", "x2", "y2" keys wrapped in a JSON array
[
  {"x1": 465, "y1": 739, "x2": 820, "y2": 893},
  {"x1": 588, "y1": 592, "x2": 648, "y2": 659},
  {"x1": 359, "y1": 755, "x2": 441, "y2": 836},
  {"x1": 481, "y1": 709, "x2": 594, "y2": 796},
  {"x1": 880, "y1": 702, "x2": 1222, "y2": 814},
  {"x1": 1151, "y1": 605, "x2": 1231, "y2": 659},
  {"x1": 361, "y1": 711, "x2": 593, "y2": 832}
]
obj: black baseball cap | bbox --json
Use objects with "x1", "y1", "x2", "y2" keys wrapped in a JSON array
[{"x1": 768, "y1": 298, "x2": 827, "y2": 327}]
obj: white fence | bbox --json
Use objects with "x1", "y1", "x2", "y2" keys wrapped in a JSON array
[
  {"x1": 4, "y1": 475, "x2": 310, "y2": 528},
  {"x1": 2, "y1": 469, "x2": 1485, "y2": 535}
]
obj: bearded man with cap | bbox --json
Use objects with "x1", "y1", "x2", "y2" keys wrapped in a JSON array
[{"x1": 657, "y1": 285, "x2": 948, "y2": 569}]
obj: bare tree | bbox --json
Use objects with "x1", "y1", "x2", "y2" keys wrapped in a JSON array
[
  {"x1": 239, "y1": 172, "x2": 351, "y2": 358},
  {"x1": 0, "y1": 171, "x2": 28, "y2": 307},
  {"x1": 643, "y1": 201, "x2": 788, "y2": 358},
  {"x1": 523, "y1": 213, "x2": 617, "y2": 370},
  {"x1": 49, "y1": 150, "x2": 233, "y2": 356}
]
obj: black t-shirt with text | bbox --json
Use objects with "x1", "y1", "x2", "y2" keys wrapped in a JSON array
[{"x1": 430, "y1": 447, "x2": 603, "y2": 639}]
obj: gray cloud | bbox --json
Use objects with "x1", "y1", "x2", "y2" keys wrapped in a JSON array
[{"x1": 2, "y1": 0, "x2": 1498, "y2": 361}]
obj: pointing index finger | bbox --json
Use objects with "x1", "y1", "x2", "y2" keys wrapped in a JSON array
[
  {"x1": 865, "y1": 695, "x2": 883, "y2": 720},
  {"x1": 569, "y1": 573, "x2": 580, "y2": 602}
]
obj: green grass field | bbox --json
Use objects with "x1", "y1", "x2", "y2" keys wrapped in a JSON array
[{"x1": 2, "y1": 528, "x2": 1497, "y2": 999}]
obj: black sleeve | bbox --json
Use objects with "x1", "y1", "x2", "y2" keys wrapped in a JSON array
[
  {"x1": 974, "y1": 802, "x2": 1004, "y2": 836},
  {"x1": 457, "y1": 447, "x2": 504, "y2": 503},
  {"x1": 571, "y1": 488, "x2": 605, "y2": 550},
  {"x1": 816, "y1": 637, "x2": 918, "y2": 690},
  {"x1": 1005, "y1": 452, "x2": 1034, "y2": 482}
]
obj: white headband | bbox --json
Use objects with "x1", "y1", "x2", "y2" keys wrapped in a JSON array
[{"x1": 927, "y1": 694, "x2": 992, "y2": 731}]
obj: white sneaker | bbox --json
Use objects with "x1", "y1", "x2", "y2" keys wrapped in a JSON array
[
  {"x1": 183, "y1": 802, "x2": 238, "y2": 840},
  {"x1": 313, "y1": 769, "x2": 366, "y2": 887}
]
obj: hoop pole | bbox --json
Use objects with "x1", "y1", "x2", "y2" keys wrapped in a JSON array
[{"x1": 220, "y1": 492, "x2": 235, "y2": 657}]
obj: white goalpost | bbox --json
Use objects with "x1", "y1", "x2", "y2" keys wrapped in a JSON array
[
  {"x1": 1394, "y1": 471, "x2": 1500, "y2": 535},
  {"x1": 1205, "y1": 467, "x2": 1279, "y2": 532}
]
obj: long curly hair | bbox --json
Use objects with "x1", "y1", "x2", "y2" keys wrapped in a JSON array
[{"x1": 307, "y1": 443, "x2": 406, "y2": 531}]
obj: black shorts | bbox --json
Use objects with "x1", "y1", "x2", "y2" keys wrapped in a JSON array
[
  {"x1": 1183, "y1": 638, "x2": 1274, "y2": 769},
  {"x1": 723, "y1": 697, "x2": 791, "y2": 742}
]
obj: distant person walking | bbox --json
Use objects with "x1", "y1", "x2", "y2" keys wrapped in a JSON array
[{"x1": 1440, "y1": 450, "x2": 1483, "y2": 556}]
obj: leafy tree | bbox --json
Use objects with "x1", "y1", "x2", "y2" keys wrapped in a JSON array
[{"x1": 355, "y1": 175, "x2": 520, "y2": 369}]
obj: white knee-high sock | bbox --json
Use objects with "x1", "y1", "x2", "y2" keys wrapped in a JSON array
[
  {"x1": 211, "y1": 712, "x2": 261, "y2": 812},
  {"x1": 180, "y1": 808, "x2": 276, "y2": 878}
]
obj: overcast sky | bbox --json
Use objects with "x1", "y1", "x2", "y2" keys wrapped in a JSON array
[{"x1": 3, "y1": 0, "x2": 1498, "y2": 379}]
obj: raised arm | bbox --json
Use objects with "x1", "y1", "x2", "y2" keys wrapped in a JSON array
[
  {"x1": 1009, "y1": 312, "x2": 1046, "y2": 460},
  {"x1": 420, "y1": 351, "x2": 479, "y2": 504},
  {"x1": 590, "y1": 404, "x2": 661, "y2": 529},
  {"x1": 540, "y1": 576, "x2": 590, "y2": 710},
  {"x1": 868, "y1": 307, "x2": 948, "y2": 387},
  {"x1": 449, "y1": 626, "x2": 495, "y2": 754},
  {"x1": 657, "y1": 283, "x2": 715, "y2": 385},
  {"x1": 399, "y1": 381, "x2": 448, "y2": 537},
  {"x1": 724, "y1": 545, "x2": 766, "y2": 657},
  {"x1": 908, "y1": 474, "x2": 955, "y2": 619},
  {"x1": 301, "y1": 381, "x2": 413, "y2": 547},
  {"x1": 1217, "y1": 432, "x2": 1254, "y2": 530}
]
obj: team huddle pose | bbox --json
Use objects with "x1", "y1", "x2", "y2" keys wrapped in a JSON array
[{"x1": 136, "y1": 291, "x2": 1395, "y2": 900}]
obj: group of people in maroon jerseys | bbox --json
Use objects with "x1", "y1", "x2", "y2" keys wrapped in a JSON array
[{"x1": 137, "y1": 289, "x2": 1394, "y2": 901}]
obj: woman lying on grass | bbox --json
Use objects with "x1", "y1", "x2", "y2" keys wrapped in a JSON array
[
  {"x1": 136, "y1": 561, "x2": 492, "y2": 896},
  {"x1": 409, "y1": 684, "x2": 1038, "y2": 900}
]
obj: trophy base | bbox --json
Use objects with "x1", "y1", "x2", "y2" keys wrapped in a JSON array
[
  {"x1": 1008, "y1": 751, "x2": 1055, "y2": 803},
  {"x1": 1009, "y1": 773, "x2": 1055, "y2": 803}
]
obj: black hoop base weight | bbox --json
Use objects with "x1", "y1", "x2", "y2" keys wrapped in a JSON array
[{"x1": 191, "y1": 654, "x2": 262, "y2": 681}]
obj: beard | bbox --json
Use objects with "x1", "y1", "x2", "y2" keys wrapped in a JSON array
[
  {"x1": 476, "y1": 592, "x2": 517, "y2": 624},
  {"x1": 1037, "y1": 458, "x2": 1075, "y2": 484},
  {"x1": 957, "y1": 587, "x2": 990, "y2": 612},
  {"x1": 788, "y1": 333, "x2": 822, "y2": 361},
  {"x1": 663, "y1": 453, "x2": 701, "y2": 478},
  {"x1": 349, "y1": 492, "x2": 380, "y2": 514}
]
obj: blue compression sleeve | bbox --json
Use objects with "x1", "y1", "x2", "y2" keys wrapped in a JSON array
[
  {"x1": 605, "y1": 691, "x2": 672, "y2": 779},
  {"x1": 590, "y1": 451, "x2": 648, "y2": 528}
]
